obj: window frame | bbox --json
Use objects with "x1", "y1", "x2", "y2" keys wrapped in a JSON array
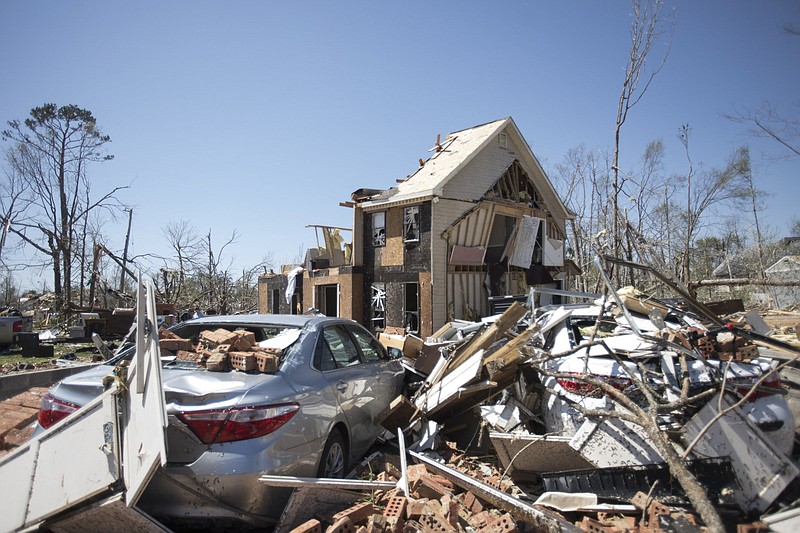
[
  {"x1": 347, "y1": 324, "x2": 388, "y2": 363},
  {"x1": 372, "y1": 211, "x2": 386, "y2": 247},
  {"x1": 403, "y1": 206, "x2": 420, "y2": 243}
]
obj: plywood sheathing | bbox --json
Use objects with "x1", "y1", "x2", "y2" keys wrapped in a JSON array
[
  {"x1": 420, "y1": 271, "x2": 432, "y2": 338},
  {"x1": 384, "y1": 206, "x2": 405, "y2": 266}
]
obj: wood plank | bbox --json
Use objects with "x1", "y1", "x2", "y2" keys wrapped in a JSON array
[{"x1": 446, "y1": 302, "x2": 527, "y2": 371}]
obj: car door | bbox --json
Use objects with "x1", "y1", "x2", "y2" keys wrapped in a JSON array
[
  {"x1": 344, "y1": 324, "x2": 402, "y2": 434},
  {"x1": 317, "y1": 324, "x2": 375, "y2": 456}
]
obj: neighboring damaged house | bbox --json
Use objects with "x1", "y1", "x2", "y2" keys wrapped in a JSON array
[
  {"x1": 766, "y1": 255, "x2": 800, "y2": 308},
  {"x1": 258, "y1": 265, "x2": 305, "y2": 315},
  {"x1": 295, "y1": 117, "x2": 572, "y2": 338}
]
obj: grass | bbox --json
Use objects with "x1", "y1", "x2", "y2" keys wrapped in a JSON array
[{"x1": 0, "y1": 341, "x2": 99, "y2": 367}]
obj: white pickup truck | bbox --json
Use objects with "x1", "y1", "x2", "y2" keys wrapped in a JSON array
[{"x1": 0, "y1": 310, "x2": 34, "y2": 348}]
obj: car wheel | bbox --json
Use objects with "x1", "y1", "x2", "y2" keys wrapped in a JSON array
[{"x1": 318, "y1": 429, "x2": 347, "y2": 478}]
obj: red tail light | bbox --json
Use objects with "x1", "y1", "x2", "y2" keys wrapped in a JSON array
[
  {"x1": 38, "y1": 393, "x2": 80, "y2": 429},
  {"x1": 557, "y1": 374, "x2": 633, "y2": 398},
  {"x1": 732, "y1": 376, "x2": 782, "y2": 402},
  {"x1": 13, "y1": 320, "x2": 23, "y2": 333},
  {"x1": 177, "y1": 403, "x2": 300, "y2": 444}
]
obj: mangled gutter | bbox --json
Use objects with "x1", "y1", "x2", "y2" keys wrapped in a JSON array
[{"x1": 409, "y1": 450, "x2": 580, "y2": 533}]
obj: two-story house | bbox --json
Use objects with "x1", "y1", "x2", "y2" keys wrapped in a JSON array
[{"x1": 259, "y1": 117, "x2": 572, "y2": 338}]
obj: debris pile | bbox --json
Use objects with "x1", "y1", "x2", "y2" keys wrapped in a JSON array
[
  {"x1": 158, "y1": 327, "x2": 282, "y2": 373},
  {"x1": 362, "y1": 279, "x2": 800, "y2": 531}
]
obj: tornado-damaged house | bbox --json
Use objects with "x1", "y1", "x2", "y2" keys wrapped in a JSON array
[{"x1": 259, "y1": 117, "x2": 574, "y2": 338}]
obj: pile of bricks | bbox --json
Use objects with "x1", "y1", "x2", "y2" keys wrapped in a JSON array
[
  {"x1": 684, "y1": 328, "x2": 760, "y2": 362},
  {"x1": 158, "y1": 327, "x2": 281, "y2": 373},
  {"x1": 289, "y1": 453, "x2": 520, "y2": 533}
]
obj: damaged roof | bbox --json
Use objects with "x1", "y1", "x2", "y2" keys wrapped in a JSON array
[{"x1": 359, "y1": 117, "x2": 570, "y2": 220}]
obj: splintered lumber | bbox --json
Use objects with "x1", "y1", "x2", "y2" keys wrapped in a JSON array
[
  {"x1": 481, "y1": 324, "x2": 539, "y2": 367},
  {"x1": 379, "y1": 395, "x2": 417, "y2": 432},
  {"x1": 416, "y1": 350, "x2": 484, "y2": 415},
  {"x1": 446, "y1": 302, "x2": 527, "y2": 372}
]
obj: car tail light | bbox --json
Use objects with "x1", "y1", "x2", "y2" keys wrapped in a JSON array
[
  {"x1": 13, "y1": 320, "x2": 23, "y2": 333},
  {"x1": 556, "y1": 374, "x2": 633, "y2": 398},
  {"x1": 38, "y1": 393, "x2": 80, "y2": 429},
  {"x1": 732, "y1": 375, "x2": 782, "y2": 402},
  {"x1": 177, "y1": 403, "x2": 300, "y2": 444}
]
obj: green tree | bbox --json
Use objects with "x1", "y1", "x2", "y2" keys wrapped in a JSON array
[{"x1": 2, "y1": 104, "x2": 127, "y2": 312}]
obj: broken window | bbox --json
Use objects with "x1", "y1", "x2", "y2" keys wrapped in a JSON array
[
  {"x1": 371, "y1": 283, "x2": 386, "y2": 331},
  {"x1": 404, "y1": 282, "x2": 419, "y2": 334},
  {"x1": 404, "y1": 206, "x2": 420, "y2": 243},
  {"x1": 372, "y1": 212, "x2": 386, "y2": 247}
]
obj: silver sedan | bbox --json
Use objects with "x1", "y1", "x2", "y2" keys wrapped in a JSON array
[{"x1": 37, "y1": 314, "x2": 404, "y2": 529}]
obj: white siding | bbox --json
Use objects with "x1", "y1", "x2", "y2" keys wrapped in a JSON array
[
  {"x1": 442, "y1": 133, "x2": 516, "y2": 201},
  {"x1": 430, "y1": 198, "x2": 474, "y2": 332}
]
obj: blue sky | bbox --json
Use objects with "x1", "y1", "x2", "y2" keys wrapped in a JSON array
[{"x1": 1, "y1": 1, "x2": 798, "y2": 290}]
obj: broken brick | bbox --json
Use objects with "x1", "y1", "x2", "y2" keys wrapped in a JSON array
[
  {"x1": 368, "y1": 515, "x2": 391, "y2": 533},
  {"x1": 176, "y1": 349, "x2": 201, "y2": 362},
  {"x1": 458, "y1": 491, "x2": 484, "y2": 515},
  {"x1": 327, "y1": 516, "x2": 355, "y2": 533},
  {"x1": 404, "y1": 499, "x2": 429, "y2": 520},
  {"x1": 383, "y1": 496, "x2": 407, "y2": 532},
  {"x1": 205, "y1": 350, "x2": 229, "y2": 371},
  {"x1": 411, "y1": 474, "x2": 452, "y2": 500},
  {"x1": 579, "y1": 516, "x2": 613, "y2": 533},
  {"x1": 199, "y1": 328, "x2": 239, "y2": 349},
  {"x1": 289, "y1": 519, "x2": 323, "y2": 533},
  {"x1": 468, "y1": 511, "x2": 495, "y2": 530},
  {"x1": 256, "y1": 352, "x2": 279, "y2": 373},
  {"x1": 440, "y1": 494, "x2": 459, "y2": 530},
  {"x1": 333, "y1": 501, "x2": 378, "y2": 527},
  {"x1": 477, "y1": 513, "x2": 517, "y2": 533},
  {"x1": 158, "y1": 327, "x2": 179, "y2": 339},
  {"x1": 417, "y1": 513, "x2": 455, "y2": 533},
  {"x1": 233, "y1": 329, "x2": 256, "y2": 347},
  {"x1": 377, "y1": 487, "x2": 403, "y2": 505},
  {"x1": 159, "y1": 337, "x2": 194, "y2": 352},
  {"x1": 229, "y1": 352, "x2": 256, "y2": 372}
]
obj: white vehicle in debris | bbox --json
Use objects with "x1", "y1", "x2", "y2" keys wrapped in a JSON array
[
  {"x1": 0, "y1": 309, "x2": 33, "y2": 348},
  {"x1": 532, "y1": 301, "x2": 796, "y2": 457}
]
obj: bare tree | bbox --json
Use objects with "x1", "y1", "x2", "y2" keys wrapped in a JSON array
[
  {"x1": 726, "y1": 102, "x2": 800, "y2": 160},
  {"x1": 611, "y1": 0, "x2": 673, "y2": 264},
  {"x1": 158, "y1": 220, "x2": 202, "y2": 307},
  {"x1": 676, "y1": 127, "x2": 750, "y2": 284},
  {"x1": 553, "y1": 146, "x2": 612, "y2": 292},
  {"x1": 2, "y1": 104, "x2": 128, "y2": 312},
  {"x1": 0, "y1": 153, "x2": 32, "y2": 265}
]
